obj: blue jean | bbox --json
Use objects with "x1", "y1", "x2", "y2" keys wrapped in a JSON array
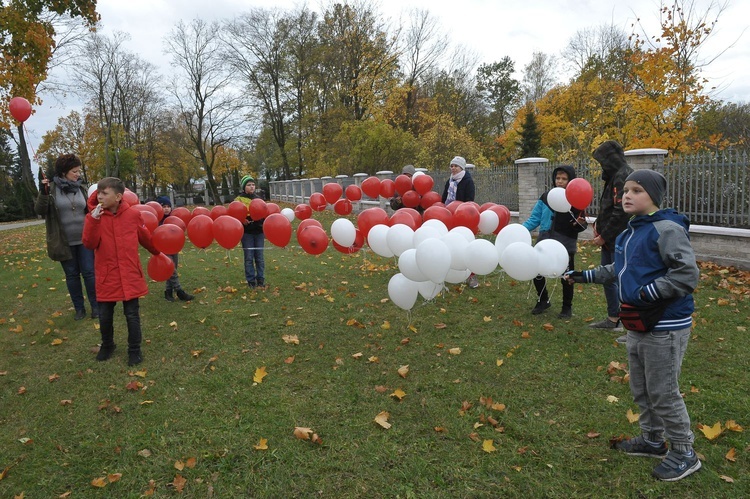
[
  {"x1": 241, "y1": 233, "x2": 265, "y2": 284},
  {"x1": 60, "y1": 244, "x2": 97, "y2": 312},
  {"x1": 99, "y1": 299, "x2": 142, "y2": 352},
  {"x1": 626, "y1": 327, "x2": 694, "y2": 452},
  {"x1": 601, "y1": 247, "x2": 619, "y2": 317}
]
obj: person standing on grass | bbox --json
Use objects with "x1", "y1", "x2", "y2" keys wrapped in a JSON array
[
  {"x1": 566, "y1": 170, "x2": 701, "y2": 482},
  {"x1": 156, "y1": 196, "x2": 194, "y2": 303},
  {"x1": 589, "y1": 140, "x2": 633, "y2": 331},
  {"x1": 522, "y1": 165, "x2": 587, "y2": 318},
  {"x1": 83, "y1": 177, "x2": 160, "y2": 366},
  {"x1": 441, "y1": 156, "x2": 479, "y2": 288},
  {"x1": 236, "y1": 175, "x2": 266, "y2": 289},
  {"x1": 34, "y1": 154, "x2": 98, "y2": 321}
]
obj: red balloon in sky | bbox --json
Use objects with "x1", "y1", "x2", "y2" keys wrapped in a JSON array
[
  {"x1": 322, "y1": 182, "x2": 343, "y2": 205},
  {"x1": 9, "y1": 97, "x2": 32, "y2": 123},
  {"x1": 345, "y1": 184, "x2": 362, "y2": 201},
  {"x1": 360, "y1": 177, "x2": 381, "y2": 199},
  {"x1": 565, "y1": 178, "x2": 594, "y2": 210}
]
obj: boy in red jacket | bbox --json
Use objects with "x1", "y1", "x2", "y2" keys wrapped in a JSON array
[{"x1": 83, "y1": 177, "x2": 160, "y2": 366}]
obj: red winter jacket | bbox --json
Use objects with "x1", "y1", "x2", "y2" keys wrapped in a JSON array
[{"x1": 82, "y1": 200, "x2": 159, "y2": 302}]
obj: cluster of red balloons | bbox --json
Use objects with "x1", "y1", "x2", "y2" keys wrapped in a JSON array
[{"x1": 360, "y1": 174, "x2": 441, "y2": 210}]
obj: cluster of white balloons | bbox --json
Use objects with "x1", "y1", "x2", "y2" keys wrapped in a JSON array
[{"x1": 362, "y1": 221, "x2": 572, "y2": 311}]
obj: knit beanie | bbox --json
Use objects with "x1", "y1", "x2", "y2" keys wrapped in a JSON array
[
  {"x1": 155, "y1": 195, "x2": 171, "y2": 207},
  {"x1": 240, "y1": 175, "x2": 255, "y2": 190},
  {"x1": 401, "y1": 164, "x2": 416, "y2": 175},
  {"x1": 625, "y1": 170, "x2": 667, "y2": 207},
  {"x1": 450, "y1": 156, "x2": 466, "y2": 170}
]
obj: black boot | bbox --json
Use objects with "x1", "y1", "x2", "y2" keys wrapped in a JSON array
[
  {"x1": 531, "y1": 300, "x2": 551, "y2": 315},
  {"x1": 96, "y1": 343, "x2": 116, "y2": 361},
  {"x1": 558, "y1": 306, "x2": 572, "y2": 318},
  {"x1": 176, "y1": 289, "x2": 194, "y2": 301},
  {"x1": 165, "y1": 290, "x2": 175, "y2": 302},
  {"x1": 128, "y1": 350, "x2": 143, "y2": 366}
]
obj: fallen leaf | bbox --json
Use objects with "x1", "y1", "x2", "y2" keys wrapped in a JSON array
[
  {"x1": 91, "y1": 477, "x2": 107, "y2": 488},
  {"x1": 253, "y1": 366, "x2": 268, "y2": 384},
  {"x1": 51, "y1": 338, "x2": 63, "y2": 346},
  {"x1": 174, "y1": 460, "x2": 184, "y2": 471},
  {"x1": 434, "y1": 427, "x2": 448, "y2": 433},
  {"x1": 368, "y1": 356, "x2": 379, "y2": 363},
  {"x1": 143, "y1": 479, "x2": 156, "y2": 496},
  {"x1": 374, "y1": 385, "x2": 387, "y2": 393},
  {"x1": 294, "y1": 427, "x2": 313, "y2": 440},
  {"x1": 397, "y1": 365, "x2": 409, "y2": 378},
  {"x1": 60, "y1": 399, "x2": 73, "y2": 406},
  {"x1": 374, "y1": 411, "x2": 391, "y2": 429},
  {"x1": 390, "y1": 389, "x2": 406, "y2": 401},
  {"x1": 587, "y1": 432, "x2": 600, "y2": 439},
  {"x1": 496, "y1": 359, "x2": 504, "y2": 367},
  {"x1": 48, "y1": 374, "x2": 60, "y2": 382},
  {"x1": 698, "y1": 422, "x2": 723, "y2": 440},
  {"x1": 483, "y1": 316, "x2": 492, "y2": 322},
  {"x1": 468, "y1": 432, "x2": 480, "y2": 442},
  {"x1": 725, "y1": 448, "x2": 736, "y2": 462},
  {"x1": 482, "y1": 440, "x2": 497, "y2": 453},
  {"x1": 448, "y1": 347, "x2": 461, "y2": 355},
  {"x1": 284, "y1": 356, "x2": 295, "y2": 364},
  {"x1": 521, "y1": 331, "x2": 531, "y2": 338},
  {"x1": 381, "y1": 321, "x2": 391, "y2": 329},
  {"x1": 434, "y1": 323, "x2": 447, "y2": 329},
  {"x1": 542, "y1": 323, "x2": 554, "y2": 331},
  {"x1": 171, "y1": 474, "x2": 186, "y2": 493},
  {"x1": 108, "y1": 473, "x2": 122, "y2": 483},
  {"x1": 351, "y1": 352, "x2": 363, "y2": 359},
  {"x1": 511, "y1": 466, "x2": 522, "y2": 472},
  {"x1": 254, "y1": 438, "x2": 268, "y2": 450},
  {"x1": 169, "y1": 321, "x2": 177, "y2": 328},
  {"x1": 282, "y1": 334, "x2": 299, "y2": 344},
  {"x1": 719, "y1": 475, "x2": 735, "y2": 483},
  {"x1": 137, "y1": 449, "x2": 152, "y2": 458},
  {"x1": 185, "y1": 457, "x2": 196, "y2": 469},
  {"x1": 607, "y1": 395, "x2": 619, "y2": 403},
  {"x1": 626, "y1": 408, "x2": 639, "y2": 423},
  {"x1": 491, "y1": 403, "x2": 506, "y2": 412},
  {"x1": 725, "y1": 420, "x2": 743, "y2": 432}
]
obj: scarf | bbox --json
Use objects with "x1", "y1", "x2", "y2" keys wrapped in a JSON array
[
  {"x1": 53, "y1": 176, "x2": 83, "y2": 194},
  {"x1": 446, "y1": 169, "x2": 465, "y2": 204}
]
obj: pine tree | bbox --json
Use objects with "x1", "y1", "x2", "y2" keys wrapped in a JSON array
[{"x1": 517, "y1": 108, "x2": 542, "y2": 158}]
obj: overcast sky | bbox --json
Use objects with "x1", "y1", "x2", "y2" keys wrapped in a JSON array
[{"x1": 25, "y1": 0, "x2": 750, "y2": 149}]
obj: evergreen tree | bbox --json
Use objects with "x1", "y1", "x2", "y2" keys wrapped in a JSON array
[{"x1": 517, "y1": 108, "x2": 542, "y2": 158}]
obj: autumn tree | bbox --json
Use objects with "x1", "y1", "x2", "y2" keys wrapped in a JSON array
[
  {"x1": 517, "y1": 106, "x2": 542, "y2": 158},
  {"x1": 476, "y1": 57, "x2": 521, "y2": 136},
  {"x1": 521, "y1": 51, "x2": 558, "y2": 105}
]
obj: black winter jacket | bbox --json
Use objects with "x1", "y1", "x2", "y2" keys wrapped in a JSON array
[{"x1": 592, "y1": 141, "x2": 633, "y2": 249}]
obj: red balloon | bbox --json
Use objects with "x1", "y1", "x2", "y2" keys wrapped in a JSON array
[
  {"x1": 152, "y1": 224, "x2": 186, "y2": 254},
  {"x1": 357, "y1": 207, "x2": 388, "y2": 239},
  {"x1": 266, "y1": 203, "x2": 280, "y2": 215},
  {"x1": 309, "y1": 192, "x2": 327, "y2": 212},
  {"x1": 345, "y1": 184, "x2": 362, "y2": 201},
  {"x1": 140, "y1": 210, "x2": 159, "y2": 233},
  {"x1": 123, "y1": 189, "x2": 139, "y2": 206},
  {"x1": 210, "y1": 204, "x2": 228, "y2": 220},
  {"x1": 294, "y1": 204, "x2": 312, "y2": 220},
  {"x1": 389, "y1": 210, "x2": 417, "y2": 230},
  {"x1": 225, "y1": 201, "x2": 247, "y2": 221},
  {"x1": 297, "y1": 218, "x2": 323, "y2": 234},
  {"x1": 379, "y1": 179, "x2": 396, "y2": 199},
  {"x1": 147, "y1": 253, "x2": 175, "y2": 282},
  {"x1": 146, "y1": 201, "x2": 164, "y2": 221},
  {"x1": 187, "y1": 214, "x2": 214, "y2": 249},
  {"x1": 163, "y1": 215, "x2": 187, "y2": 232},
  {"x1": 249, "y1": 198, "x2": 268, "y2": 220},
  {"x1": 297, "y1": 226, "x2": 329, "y2": 255},
  {"x1": 132, "y1": 203, "x2": 157, "y2": 217},
  {"x1": 401, "y1": 190, "x2": 421, "y2": 208},
  {"x1": 333, "y1": 198, "x2": 352, "y2": 216},
  {"x1": 412, "y1": 174, "x2": 434, "y2": 195},
  {"x1": 171, "y1": 207, "x2": 192, "y2": 226},
  {"x1": 488, "y1": 205, "x2": 511, "y2": 234},
  {"x1": 446, "y1": 200, "x2": 462, "y2": 214},
  {"x1": 423, "y1": 205, "x2": 454, "y2": 229},
  {"x1": 322, "y1": 182, "x2": 343, "y2": 205},
  {"x1": 192, "y1": 206, "x2": 210, "y2": 218},
  {"x1": 479, "y1": 202, "x2": 496, "y2": 212},
  {"x1": 420, "y1": 191, "x2": 442, "y2": 210},
  {"x1": 361, "y1": 177, "x2": 381, "y2": 199},
  {"x1": 466, "y1": 201, "x2": 481, "y2": 212},
  {"x1": 213, "y1": 215, "x2": 244, "y2": 250},
  {"x1": 565, "y1": 178, "x2": 594, "y2": 210},
  {"x1": 263, "y1": 213, "x2": 292, "y2": 247},
  {"x1": 9, "y1": 97, "x2": 32, "y2": 123},
  {"x1": 333, "y1": 228, "x2": 364, "y2": 254},
  {"x1": 453, "y1": 203, "x2": 480, "y2": 232},
  {"x1": 394, "y1": 174, "x2": 413, "y2": 196}
]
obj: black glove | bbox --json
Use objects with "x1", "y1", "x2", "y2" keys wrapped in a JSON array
[{"x1": 565, "y1": 271, "x2": 585, "y2": 283}]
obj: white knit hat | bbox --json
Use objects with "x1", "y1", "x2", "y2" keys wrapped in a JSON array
[{"x1": 450, "y1": 156, "x2": 466, "y2": 170}]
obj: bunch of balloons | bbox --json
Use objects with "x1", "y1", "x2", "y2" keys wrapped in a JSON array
[{"x1": 547, "y1": 178, "x2": 594, "y2": 213}]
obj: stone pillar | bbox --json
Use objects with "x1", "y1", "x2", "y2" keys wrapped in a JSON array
[
  {"x1": 515, "y1": 157, "x2": 548, "y2": 223},
  {"x1": 624, "y1": 148, "x2": 668, "y2": 171},
  {"x1": 291, "y1": 179, "x2": 301, "y2": 204}
]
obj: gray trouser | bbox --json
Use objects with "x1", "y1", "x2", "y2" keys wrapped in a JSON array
[
  {"x1": 626, "y1": 327, "x2": 694, "y2": 453},
  {"x1": 166, "y1": 253, "x2": 180, "y2": 292}
]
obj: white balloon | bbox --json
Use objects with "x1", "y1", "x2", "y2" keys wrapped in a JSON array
[
  {"x1": 547, "y1": 187, "x2": 572, "y2": 213},
  {"x1": 535, "y1": 239, "x2": 570, "y2": 278},
  {"x1": 386, "y1": 223, "x2": 415, "y2": 257},
  {"x1": 412, "y1": 171, "x2": 425, "y2": 180},
  {"x1": 281, "y1": 207, "x2": 295, "y2": 223},
  {"x1": 495, "y1": 223, "x2": 532, "y2": 260},
  {"x1": 445, "y1": 268, "x2": 472, "y2": 283},
  {"x1": 416, "y1": 238, "x2": 452, "y2": 284},
  {"x1": 367, "y1": 224, "x2": 394, "y2": 257},
  {"x1": 450, "y1": 226, "x2": 475, "y2": 242},
  {"x1": 418, "y1": 280, "x2": 443, "y2": 300},
  {"x1": 441, "y1": 231, "x2": 470, "y2": 270},
  {"x1": 421, "y1": 219, "x2": 449, "y2": 236},
  {"x1": 330, "y1": 218, "x2": 356, "y2": 247},
  {"x1": 87, "y1": 183, "x2": 98, "y2": 197},
  {"x1": 388, "y1": 273, "x2": 419, "y2": 311},
  {"x1": 478, "y1": 210, "x2": 499, "y2": 235},
  {"x1": 499, "y1": 242, "x2": 539, "y2": 281},
  {"x1": 398, "y1": 249, "x2": 428, "y2": 282},
  {"x1": 413, "y1": 226, "x2": 442, "y2": 247},
  {"x1": 465, "y1": 239, "x2": 499, "y2": 275}
]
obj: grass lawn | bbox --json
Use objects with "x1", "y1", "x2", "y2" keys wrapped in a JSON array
[{"x1": 1, "y1": 209, "x2": 748, "y2": 498}]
